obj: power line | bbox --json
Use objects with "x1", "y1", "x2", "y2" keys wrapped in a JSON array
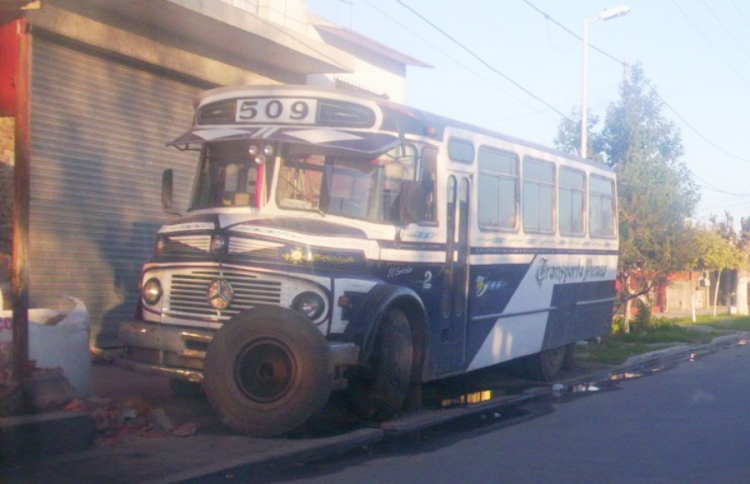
[
  {"x1": 670, "y1": 0, "x2": 750, "y2": 88},
  {"x1": 521, "y1": 0, "x2": 750, "y2": 165},
  {"x1": 361, "y1": 0, "x2": 556, "y2": 120},
  {"x1": 730, "y1": 0, "x2": 750, "y2": 30},
  {"x1": 696, "y1": 183, "x2": 750, "y2": 198},
  {"x1": 693, "y1": 170, "x2": 750, "y2": 198},
  {"x1": 700, "y1": 0, "x2": 750, "y2": 63},
  {"x1": 395, "y1": 0, "x2": 573, "y2": 122}
]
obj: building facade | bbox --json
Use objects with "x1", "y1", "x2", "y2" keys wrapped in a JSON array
[{"x1": 1, "y1": 0, "x2": 427, "y2": 346}]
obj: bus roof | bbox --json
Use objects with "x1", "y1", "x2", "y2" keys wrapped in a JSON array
[{"x1": 173, "y1": 84, "x2": 614, "y2": 173}]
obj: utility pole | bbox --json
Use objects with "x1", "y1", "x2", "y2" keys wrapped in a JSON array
[{"x1": 1, "y1": 0, "x2": 39, "y2": 411}]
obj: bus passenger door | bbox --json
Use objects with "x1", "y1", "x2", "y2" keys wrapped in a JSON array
[{"x1": 438, "y1": 174, "x2": 470, "y2": 375}]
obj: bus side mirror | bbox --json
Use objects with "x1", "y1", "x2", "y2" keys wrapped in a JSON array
[{"x1": 162, "y1": 169, "x2": 181, "y2": 217}]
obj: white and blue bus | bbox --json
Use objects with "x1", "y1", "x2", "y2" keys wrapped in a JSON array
[{"x1": 118, "y1": 84, "x2": 618, "y2": 437}]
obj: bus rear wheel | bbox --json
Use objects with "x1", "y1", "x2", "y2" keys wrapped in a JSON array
[
  {"x1": 203, "y1": 308, "x2": 332, "y2": 437},
  {"x1": 523, "y1": 345, "x2": 567, "y2": 382},
  {"x1": 348, "y1": 308, "x2": 413, "y2": 421}
]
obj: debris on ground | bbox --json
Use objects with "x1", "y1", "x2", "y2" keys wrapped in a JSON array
[{"x1": 64, "y1": 393, "x2": 198, "y2": 444}]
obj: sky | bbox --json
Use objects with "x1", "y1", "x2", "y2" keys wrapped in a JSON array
[{"x1": 308, "y1": 0, "x2": 750, "y2": 228}]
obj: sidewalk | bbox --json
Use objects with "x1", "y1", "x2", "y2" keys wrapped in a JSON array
[
  {"x1": 1, "y1": 327, "x2": 748, "y2": 484},
  {"x1": 0, "y1": 362, "x2": 384, "y2": 484}
]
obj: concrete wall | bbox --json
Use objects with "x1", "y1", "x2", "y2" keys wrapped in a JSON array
[{"x1": 665, "y1": 280, "x2": 707, "y2": 313}]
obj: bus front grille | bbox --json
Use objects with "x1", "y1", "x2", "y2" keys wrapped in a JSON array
[{"x1": 166, "y1": 269, "x2": 283, "y2": 318}]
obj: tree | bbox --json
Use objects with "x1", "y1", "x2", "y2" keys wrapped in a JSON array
[
  {"x1": 735, "y1": 216, "x2": 750, "y2": 315},
  {"x1": 554, "y1": 109, "x2": 603, "y2": 162},
  {"x1": 702, "y1": 212, "x2": 750, "y2": 316},
  {"x1": 689, "y1": 225, "x2": 742, "y2": 317},
  {"x1": 555, "y1": 64, "x2": 700, "y2": 330},
  {"x1": 739, "y1": 216, "x2": 750, "y2": 254}
]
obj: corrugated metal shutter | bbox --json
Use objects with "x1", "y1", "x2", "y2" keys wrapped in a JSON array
[{"x1": 31, "y1": 38, "x2": 208, "y2": 347}]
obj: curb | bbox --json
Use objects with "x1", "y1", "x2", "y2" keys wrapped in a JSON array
[
  {"x1": 619, "y1": 330, "x2": 750, "y2": 369},
  {"x1": 159, "y1": 428, "x2": 385, "y2": 484},
  {"x1": 0, "y1": 411, "x2": 96, "y2": 464}
]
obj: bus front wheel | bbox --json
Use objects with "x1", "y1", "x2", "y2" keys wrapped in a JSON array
[
  {"x1": 203, "y1": 308, "x2": 332, "y2": 437},
  {"x1": 348, "y1": 308, "x2": 413, "y2": 421}
]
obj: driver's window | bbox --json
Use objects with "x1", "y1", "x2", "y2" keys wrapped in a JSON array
[{"x1": 389, "y1": 148, "x2": 437, "y2": 225}]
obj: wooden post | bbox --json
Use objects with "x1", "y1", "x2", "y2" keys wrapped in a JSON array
[{"x1": 11, "y1": 16, "x2": 31, "y2": 385}]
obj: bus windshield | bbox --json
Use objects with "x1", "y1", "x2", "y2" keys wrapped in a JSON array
[
  {"x1": 276, "y1": 145, "x2": 416, "y2": 222},
  {"x1": 189, "y1": 140, "x2": 428, "y2": 224},
  {"x1": 277, "y1": 143, "x2": 421, "y2": 223}
]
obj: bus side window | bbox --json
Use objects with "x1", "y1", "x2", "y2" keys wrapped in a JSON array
[
  {"x1": 388, "y1": 148, "x2": 437, "y2": 225},
  {"x1": 523, "y1": 157, "x2": 555, "y2": 234},
  {"x1": 559, "y1": 166, "x2": 585, "y2": 236},
  {"x1": 478, "y1": 147, "x2": 518, "y2": 230},
  {"x1": 589, "y1": 175, "x2": 616, "y2": 237}
]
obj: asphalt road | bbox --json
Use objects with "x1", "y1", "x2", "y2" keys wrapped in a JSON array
[{"x1": 234, "y1": 340, "x2": 750, "y2": 484}]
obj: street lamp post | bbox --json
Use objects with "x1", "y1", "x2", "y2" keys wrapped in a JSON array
[{"x1": 581, "y1": 5, "x2": 630, "y2": 159}]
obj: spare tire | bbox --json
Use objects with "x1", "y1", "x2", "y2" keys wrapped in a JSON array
[{"x1": 203, "y1": 307, "x2": 332, "y2": 437}]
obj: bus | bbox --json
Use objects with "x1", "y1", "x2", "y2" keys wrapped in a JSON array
[{"x1": 118, "y1": 84, "x2": 618, "y2": 437}]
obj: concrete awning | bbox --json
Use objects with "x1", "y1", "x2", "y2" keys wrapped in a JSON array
[{"x1": 41, "y1": 0, "x2": 355, "y2": 77}]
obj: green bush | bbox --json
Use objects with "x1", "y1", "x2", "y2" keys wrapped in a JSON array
[
  {"x1": 650, "y1": 316, "x2": 679, "y2": 331},
  {"x1": 612, "y1": 299, "x2": 658, "y2": 334},
  {"x1": 612, "y1": 315, "x2": 625, "y2": 334},
  {"x1": 630, "y1": 299, "x2": 651, "y2": 332}
]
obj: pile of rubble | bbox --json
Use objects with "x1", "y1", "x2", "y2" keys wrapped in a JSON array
[
  {"x1": 1, "y1": 363, "x2": 198, "y2": 445},
  {"x1": 65, "y1": 393, "x2": 198, "y2": 444}
]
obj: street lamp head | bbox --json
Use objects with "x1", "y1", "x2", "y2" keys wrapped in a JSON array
[
  {"x1": 580, "y1": 4, "x2": 630, "y2": 159},
  {"x1": 598, "y1": 5, "x2": 630, "y2": 21}
]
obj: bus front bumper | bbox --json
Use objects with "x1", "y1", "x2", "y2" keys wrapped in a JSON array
[{"x1": 116, "y1": 320, "x2": 360, "y2": 389}]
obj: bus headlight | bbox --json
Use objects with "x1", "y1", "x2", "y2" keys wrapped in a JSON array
[
  {"x1": 292, "y1": 292, "x2": 325, "y2": 320},
  {"x1": 143, "y1": 278, "x2": 163, "y2": 305}
]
